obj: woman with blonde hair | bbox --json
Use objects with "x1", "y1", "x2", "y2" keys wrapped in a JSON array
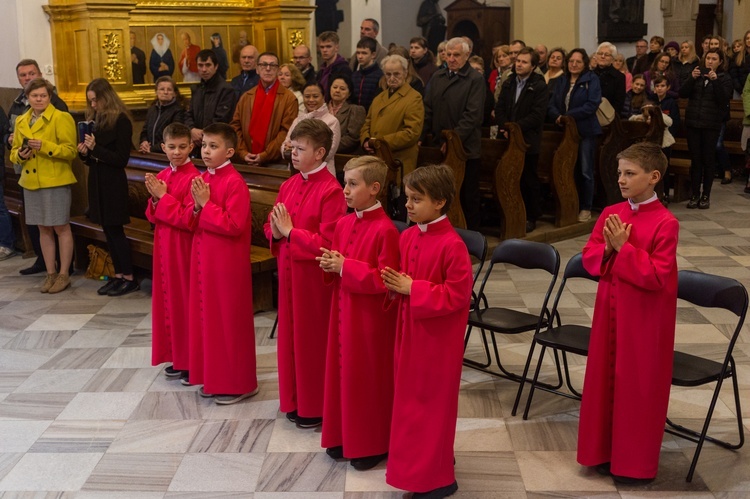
[
  {"x1": 78, "y1": 78, "x2": 138, "y2": 296},
  {"x1": 435, "y1": 41, "x2": 447, "y2": 68},
  {"x1": 675, "y1": 40, "x2": 699, "y2": 86},
  {"x1": 10, "y1": 78, "x2": 77, "y2": 294},
  {"x1": 612, "y1": 52, "x2": 632, "y2": 91},
  {"x1": 278, "y1": 63, "x2": 306, "y2": 113},
  {"x1": 730, "y1": 30, "x2": 750, "y2": 93},
  {"x1": 488, "y1": 44, "x2": 512, "y2": 94}
]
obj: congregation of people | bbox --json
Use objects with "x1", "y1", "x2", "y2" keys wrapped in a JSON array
[{"x1": 1, "y1": 17, "x2": 750, "y2": 499}]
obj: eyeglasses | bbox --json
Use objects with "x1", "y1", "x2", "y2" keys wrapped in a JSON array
[
  {"x1": 258, "y1": 63, "x2": 279, "y2": 69},
  {"x1": 292, "y1": 56, "x2": 309, "y2": 60},
  {"x1": 384, "y1": 72, "x2": 404, "y2": 79},
  {"x1": 596, "y1": 52, "x2": 613, "y2": 58}
]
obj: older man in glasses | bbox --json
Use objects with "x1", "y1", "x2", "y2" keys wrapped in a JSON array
[
  {"x1": 593, "y1": 41, "x2": 626, "y2": 115},
  {"x1": 230, "y1": 52, "x2": 299, "y2": 166}
]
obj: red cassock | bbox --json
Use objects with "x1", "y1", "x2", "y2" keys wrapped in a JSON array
[
  {"x1": 184, "y1": 164, "x2": 258, "y2": 395},
  {"x1": 578, "y1": 200, "x2": 679, "y2": 479},
  {"x1": 386, "y1": 218, "x2": 473, "y2": 493},
  {"x1": 321, "y1": 207, "x2": 399, "y2": 458},
  {"x1": 263, "y1": 167, "x2": 347, "y2": 417},
  {"x1": 147, "y1": 162, "x2": 200, "y2": 370}
]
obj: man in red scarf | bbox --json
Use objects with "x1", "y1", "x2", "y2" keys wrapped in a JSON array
[{"x1": 230, "y1": 52, "x2": 299, "y2": 165}]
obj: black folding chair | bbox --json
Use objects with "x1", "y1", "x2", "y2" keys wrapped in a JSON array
[
  {"x1": 455, "y1": 228, "x2": 488, "y2": 314},
  {"x1": 666, "y1": 270, "x2": 747, "y2": 482},
  {"x1": 464, "y1": 239, "x2": 561, "y2": 387},
  {"x1": 514, "y1": 252, "x2": 598, "y2": 418},
  {"x1": 392, "y1": 220, "x2": 409, "y2": 233}
]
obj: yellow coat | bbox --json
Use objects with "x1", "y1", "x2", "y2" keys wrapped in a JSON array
[
  {"x1": 360, "y1": 83, "x2": 424, "y2": 175},
  {"x1": 10, "y1": 105, "x2": 77, "y2": 191}
]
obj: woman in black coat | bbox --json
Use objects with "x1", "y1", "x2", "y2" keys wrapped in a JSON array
[
  {"x1": 678, "y1": 49, "x2": 733, "y2": 209},
  {"x1": 77, "y1": 78, "x2": 138, "y2": 296},
  {"x1": 139, "y1": 76, "x2": 186, "y2": 153}
]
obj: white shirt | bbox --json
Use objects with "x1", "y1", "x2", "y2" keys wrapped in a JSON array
[
  {"x1": 628, "y1": 192, "x2": 658, "y2": 211},
  {"x1": 417, "y1": 214, "x2": 447, "y2": 232}
]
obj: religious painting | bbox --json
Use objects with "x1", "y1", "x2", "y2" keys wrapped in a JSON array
[
  {"x1": 129, "y1": 26, "x2": 148, "y2": 85},
  {"x1": 175, "y1": 27, "x2": 202, "y2": 83},
  {"x1": 204, "y1": 26, "x2": 231, "y2": 79},
  {"x1": 228, "y1": 26, "x2": 253, "y2": 77},
  {"x1": 597, "y1": 0, "x2": 648, "y2": 43},
  {"x1": 145, "y1": 26, "x2": 176, "y2": 84}
]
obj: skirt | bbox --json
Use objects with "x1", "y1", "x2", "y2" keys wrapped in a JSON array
[{"x1": 24, "y1": 185, "x2": 72, "y2": 226}]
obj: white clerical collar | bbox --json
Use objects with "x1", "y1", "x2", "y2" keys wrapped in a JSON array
[
  {"x1": 628, "y1": 192, "x2": 658, "y2": 211},
  {"x1": 207, "y1": 160, "x2": 231, "y2": 175},
  {"x1": 417, "y1": 214, "x2": 447, "y2": 232},
  {"x1": 301, "y1": 162, "x2": 328, "y2": 179},
  {"x1": 355, "y1": 201, "x2": 381, "y2": 219},
  {"x1": 170, "y1": 158, "x2": 191, "y2": 172}
]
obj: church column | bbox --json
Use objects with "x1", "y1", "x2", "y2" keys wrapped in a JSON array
[
  {"x1": 253, "y1": 0, "x2": 317, "y2": 64},
  {"x1": 661, "y1": 0, "x2": 699, "y2": 45}
]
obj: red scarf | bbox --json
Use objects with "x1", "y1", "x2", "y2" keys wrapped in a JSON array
[{"x1": 249, "y1": 80, "x2": 279, "y2": 154}]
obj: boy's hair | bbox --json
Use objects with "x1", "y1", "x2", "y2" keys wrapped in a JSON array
[
  {"x1": 318, "y1": 31, "x2": 339, "y2": 44},
  {"x1": 196, "y1": 49, "x2": 218, "y2": 65},
  {"x1": 344, "y1": 156, "x2": 388, "y2": 187},
  {"x1": 203, "y1": 123, "x2": 236, "y2": 149},
  {"x1": 468, "y1": 55, "x2": 485, "y2": 70},
  {"x1": 650, "y1": 36, "x2": 665, "y2": 48},
  {"x1": 403, "y1": 164, "x2": 455, "y2": 215},
  {"x1": 652, "y1": 75, "x2": 669, "y2": 87},
  {"x1": 410, "y1": 36, "x2": 428, "y2": 48},
  {"x1": 289, "y1": 118, "x2": 333, "y2": 157},
  {"x1": 356, "y1": 37, "x2": 377, "y2": 53},
  {"x1": 616, "y1": 142, "x2": 667, "y2": 177},
  {"x1": 162, "y1": 122, "x2": 192, "y2": 142}
]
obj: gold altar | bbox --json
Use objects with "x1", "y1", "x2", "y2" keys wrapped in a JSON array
[{"x1": 43, "y1": 0, "x2": 316, "y2": 108}]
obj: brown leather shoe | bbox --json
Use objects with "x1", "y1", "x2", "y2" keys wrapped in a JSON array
[
  {"x1": 40, "y1": 273, "x2": 59, "y2": 293},
  {"x1": 48, "y1": 274, "x2": 71, "y2": 294}
]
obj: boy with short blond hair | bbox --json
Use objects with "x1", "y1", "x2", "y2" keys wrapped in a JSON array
[
  {"x1": 578, "y1": 141, "x2": 678, "y2": 484},
  {"x1": 146, "y1": 123, "x2": 200, "y2": 382},
  {"x1": 184, "y1": 122, "x2": 258, "y2": 405},
  {"x1": 318, "y1": 156, "x2": 399, "y2": 471},
  {"x1": 381, "y1": 164, "x2": 473, "y2": 498},
  {"x1": 265, "y1": 118, "x2": 347, "y2": 428}
]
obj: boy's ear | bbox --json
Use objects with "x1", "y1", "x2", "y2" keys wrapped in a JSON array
[
  {"x1": 225, "y1": 146, "x2": 235, "y2": 159},
  {"x1": 435, "y1": 198, "x2": 447, "y2": 211},
  {"x1": 370, "y1": 181, "x2": 381, "y2": 195},
  {"x1": 187, "y1": 141, "x2": 195, "y2": 153},
  {"x1": 314, "y1": 146, "x2": 326, "y2": 161},
  {"x1": 160, "y1": 142, "x2": 167, "y2": 153},
  {"x1": 650, "y1": 170, "x2": 662, "y2": 185}
]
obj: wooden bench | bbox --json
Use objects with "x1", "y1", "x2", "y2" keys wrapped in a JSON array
[
  {"x1": 478, "y1": 123, "x2": 527, "y2": 239},
  {"x1": 539, "y1": 116, "x2": 580, "y2": 227},
  {"x1": 417, "y1": 130, "x2": 468, "y2": 229},
  {"x1": 70, "y1": 153, "x2": 285, "y2": 312},
  {"x1": 2, "y1": 164, "x2": 34, "y2": 258}
]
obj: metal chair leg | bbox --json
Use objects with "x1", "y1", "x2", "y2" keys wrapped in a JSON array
[{"x1": 268, "y1": 314, "x2": 278, "y2": 339}]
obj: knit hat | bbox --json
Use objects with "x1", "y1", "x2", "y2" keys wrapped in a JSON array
[{"x1": 665, "y1": 41, "x2": 679, "y2": 52}]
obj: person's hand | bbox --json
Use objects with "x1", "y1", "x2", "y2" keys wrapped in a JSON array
[
  {"x1": 440, "y1": 142, "x2": 447, "y2": 155},
  {"x1": 7, "y1": 133, "x2": 13, "y2": 146},
  {"x1": 692, "y1": 66, "x2": 701, "y2": 79},
  {"x1": 362, "y1": 139, "x2": 374, "y2": 153},
  {"x1": 245, "y1": 153, "x2": 261, "y2": 165},
  {"x1": 707, "y1": 69, "x2": 717, "y2": 80},
  {"x1": 271, "y1": 203, "x2": 293, "y2": 238},
  {"x1": 77, "y1": 142, "x2": 89, "y2": 155},
  {"x1": 317, "y1": 247, "x2": 344, "y2": 274},
  {"x1": 190, "y1": 128, "x2": 203, "y2": 143},
  {"x1": 269, "y1": 215, "x2": 282, "y2": 240},
  {"x1": 191, "y1": 177, "x2": 210, "y2": 208},
  {"x1": 499, "y1": 129, "x2": 509, "y2": 139},
  {"x1": 27, "y1": 139, "x2": 42, "y2": 151},
  {"x1": 83, "y1": 133, "x2": 96, "y2": 151},
  {"x1": 17, "y1": 146, "x2": 32, "y2": 160},
  {"x1": 145, "y1": 173, "x2": 167, "y2": 199},
  {"x1": 603, "y1": 214, "x2": 631, "y2": 252},
  {"x1": 603, "y1": 223, "x2": 614, "y2": 259},
  {"x1": 555, "y1": 115, "x2": 563, "y2": 126},
  {"x1": 381, "y1": 266, "x2": 412, "y2": 295},
  {"x1": 159, "y1": 62, "x2": 168, "y2": 71},
  {"x1": 131, "y1": 53, "x2": 137, "y2": 64},
  {"x1": 139, "y1": 141, "x2": 151, "y2": 153}
]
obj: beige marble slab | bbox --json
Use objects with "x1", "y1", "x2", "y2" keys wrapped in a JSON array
[
  {"x1": 454, "y1": 418, "x2": 513, "y2": 452},
  {"x1": 61, "y1": 330, "x2": 130, "y2": 349},
  {"x1": 14, "y1": 369, "x2": 97, "y2": 393},
  {"x1": 256, "y1": 453, "x2": 347, "y2": 492},
  {"x1": 0, "y1": 349, "x2": 58, "y2": 371},
  {"x1": 29, "y1": 420, "x2": 124, "y2": 453},
  {"x1": 0, "y1": 393, "x2": 75, "y2": 420},
  {"x1": 266, "y1": 419, "x2": 325, "y2": 453},
  {"x1": 39, "y1": 348, "x2": 115, "y2": 370},
  {"x1": 168, "y1": 453, "x2": 264, "y2": 492},
  {"x1": 453, "y1": 451, "x2": 525, "y2": 492},
  {"x1": 5, "y1": 331, "x2": 76, "y2": 350},
  {"x1": 0, "y1": 452, "x2": 103, "y2": 491},
  {"x1": 187, "y1": 419, "x2": 274, "y2": 453},
  {"x1": 25, "y1": 315, "x2": 95, "y2": 332},
  {"x1": 108, "y1": 420, "x2": 202, "y2": 453},
  {"x1": 56, "y1": 392, "x2": 145, "y2": 420},
  {"x1": 515, "y1": 451, "x2": 616, "y2": 492},
  {"x1": 128, "y1": 392, "x2": 203, "y2": 421},
  {"x1": 0, "y1": 421, "x2": 52, "y2": 452},
  {"x1": 82, "y1": 368, "x2": 159, "y2": 393},
  {"x1": 100, "y1": 347, "x2": 153, "y2": 369},
  {"x1": 82, "y1": 453, "x2": 183, "y2": 492}
]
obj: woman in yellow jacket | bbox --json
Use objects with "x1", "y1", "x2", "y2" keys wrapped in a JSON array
[{"x1": 10, "y1": 78, "x2": 77, "y2": 294}]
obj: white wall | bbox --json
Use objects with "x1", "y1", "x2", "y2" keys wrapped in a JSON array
[
  {"x1": 0, "y1": 0, "x2": 54, "y2": 88},
  {"x1": 338, "y1": 0, "x2": 383, "y2": 57},
  {"x1": 579, "y1": 0, "x2": 665, "y2": 60}
]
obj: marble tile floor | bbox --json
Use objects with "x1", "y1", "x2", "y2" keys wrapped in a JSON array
[{"x1": 0, "y1": 181, "x2": 749, "y2": 497}]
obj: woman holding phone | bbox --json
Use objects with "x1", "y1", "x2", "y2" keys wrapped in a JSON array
[
  {"x1": 10, "y1": 78, "x2": 77, "y2": 293},
  {"x1": 77, "y1": 78, "x2": 138, "y2": 296}
]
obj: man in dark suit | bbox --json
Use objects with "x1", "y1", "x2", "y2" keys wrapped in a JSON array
[
  {"x1": 422, "y1": 37, "x2": 485, "y2": 230},
  {"x1": 293, "y1": 44, "x2": 317, "y2": 85},
  {"x1": 626, "y1": 39, "x2": 647, "y2": 73},
  {"x1": 495, "y1": 47, "x2": 550, "y2": 233}
]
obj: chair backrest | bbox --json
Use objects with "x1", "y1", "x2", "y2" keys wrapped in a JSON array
[
  {"x1": 392, "y1": 220, "x2": 409, "y2": 233},
  {"x1": 549, "y1": 252, "x2": 599, "y2": 322},
  {"x1": 455, "y1": 228, "x2": 488, "y2": 282},
  {"x1": 489, "y1": 239, "x2": 560, "y2": 275}
]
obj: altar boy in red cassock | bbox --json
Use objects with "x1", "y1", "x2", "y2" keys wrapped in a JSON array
[
  {"x1": 578, "y1": 142, "x2": 679, "y2": 485},
  {"x1": 317, "y1": 156, "x2": 399, "y2": 471},
  {"x1": 264, "y1": 118, "x2": 347, "y2": 428},
  {"x1": 184, "y1": 123, "x2": 259, "y2": 405},
  {"x1": 146, "y1": 123, "x2": 200, "y2": 383},
  {"x1": 381, "y1": 164, "x2": 473, "y2": 499}
]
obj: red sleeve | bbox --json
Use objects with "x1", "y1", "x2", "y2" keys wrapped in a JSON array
[
  {"x1": 611, "y1": 216, "x2": 679, "y2": 291},
  {"x1": 410, "y1": 238, "x2": 473, "y2": 320},
  {"x1": 289, "y1": 187, "x2": 346, "y2": 260},
  {"x1": 149, "y1": 172, "x2": 201, "y2": 231},
  {"x1": 341, "y1": 225, "x2": 399, "y2": 295},
  {"x1": 264, "y1": 183, "x2": 287, "y2": 256},
  {"x1": 197, "y1": 178, "x2": 251, "y2": 236},
  {"x1": 581, "y1": 206, "x2": 615, "y2": 276}
]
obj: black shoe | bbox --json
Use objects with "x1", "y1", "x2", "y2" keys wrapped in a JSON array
[
  {"x1": 164, "y1": 365, "x2": 180, "y2": 377},
  {"x1": 595, "y1": 462, "x2": 611, "y2": 476},
  {"x1": 525, "y1": 220, "x2": 536, "y2": 233},
  {"x1": 295, "y1": 416, "x2": 323, "y2": 429},
  {"x1": 107, "y1": 278, "x2": 140, "y2": 296},
  {"x1": 326, "y1": 446, "x2": 344, "y2": 460},
  {"x1": 612, "y1": 474, "x2": 654, "y2": 485},
  {"x1": 97, "y1": 277, "x2": 123, "y2": 295},
  {"x1": 698, "y1": 195, "x2": 710, "y2": 209},
  {"x1": 686, "y1": 196, "x2": 699, "y2": 209},
  {"x1": 413, "y1": 481, "x2": 458, "y2": 498},
  {"x1": 19, "y1": 261, "x2": 45, "y2": 276},
  {"x1": 286, "y1": 410, "x2": 298, "y2": 423},
  {"x1": 351, "y1": 452, "x2": 388, "y2": 471},
  {"x1": 180, "y1": 370, "x2": 190, "y2": 382}
]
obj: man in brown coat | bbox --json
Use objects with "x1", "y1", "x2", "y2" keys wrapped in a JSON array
[{"x1": 230, "y1": 52, "x2": 299, "y2": 165}]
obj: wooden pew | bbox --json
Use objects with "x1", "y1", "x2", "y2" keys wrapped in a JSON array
[
  {"x1": 2, "y1": 164, "x2": 34, "y2": 257},
  {"x1": 417, "y1": 130, "x2": 468, "y2": 229},
  {"x1": 598, "y1": 108, "x2": 665, "y2": 206},
  {"x1": 539, "y1": 116, "x2": 580, "y2": 227},
  {"x1": 479, "y1": 123, "x2": 527, "y2": 239},
  {"x1": 70, "y1": 152, "x2": 286, "y2": 312}
]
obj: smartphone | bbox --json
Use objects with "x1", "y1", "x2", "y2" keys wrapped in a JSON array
[
  {"x1": 77, "y1": 121, "x2": 95, "y2": 143},
  {"x1": 701, "y1": 66, "x2": 711, "y2": 76},
  {"x1": 21, "y1": 137, "x2": 29, "y2": 149}
]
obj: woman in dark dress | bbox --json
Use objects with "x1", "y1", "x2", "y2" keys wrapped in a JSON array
[
  {"x1": 139, "y1": 76, "x2": 186, "y2": 153},
  {"x1": 77, "y1": 78, "x2": 139, "y2": 296}
]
